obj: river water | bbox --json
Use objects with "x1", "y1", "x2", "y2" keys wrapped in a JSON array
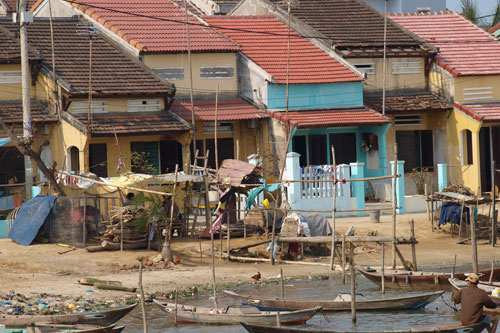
[{"x1": 118, "y1": 275, "x2": 460, "y2": 332}]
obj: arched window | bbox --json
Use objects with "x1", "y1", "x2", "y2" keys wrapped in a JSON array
[
  {"x1": 461, "y1": 130, "x2": 473, "y2": 165},
  {"x1": 68, "y1": 146, "x2": 80, "y2": 172}
]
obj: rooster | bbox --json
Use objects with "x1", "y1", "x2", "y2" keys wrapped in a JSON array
[
  {"x1": 251, "y1": 272, "x2": 261, "y2": 281},
  {"x1": 174, "y1": 256, "x2": 181, "y2": 265}
]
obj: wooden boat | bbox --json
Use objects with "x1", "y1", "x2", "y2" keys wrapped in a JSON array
[
  {"x1": 356, "y1": 265, "x2": 500, "y2": 289},
  {"x1": 241, "y1": 322, "x2": 487, "y2": 333},
  {"x1": 153, "y1": 299, "x2": 321, "y2": 325},
  {"x1": 448, "y1": 277, "x2": 500, "y2": 305},
  {"x1": 7, "y1": 323, "x2": 125, "y2": 333},
  {"x1": 1, "y1": 303, "x2": 137, "y2": 328},
  {"x1": 224, "y1": 290, "x2": 444, "y2": 312}
]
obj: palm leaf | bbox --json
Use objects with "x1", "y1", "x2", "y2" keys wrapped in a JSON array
[{"x1": 461, "y1": 0, "x2": 479, "y2": 24}]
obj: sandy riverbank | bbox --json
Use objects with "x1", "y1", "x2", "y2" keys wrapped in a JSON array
[{"x1": 0, "y1": 212, "x2": 498, "y2": 302}]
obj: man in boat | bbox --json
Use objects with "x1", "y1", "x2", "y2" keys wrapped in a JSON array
[{"x1": 452, "y1": 273, "x2": 498, "y2": 333}]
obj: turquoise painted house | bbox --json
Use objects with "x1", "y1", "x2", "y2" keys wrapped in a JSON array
[{"x1": 206, "y1": 15, "x2": 391, "y2": 181}]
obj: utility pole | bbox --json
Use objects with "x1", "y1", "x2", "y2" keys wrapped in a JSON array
[
  {"x1": 183, "y1": 0, "x2": 196, "y2": 160},
  {"x1": 18, "y1": 0, "x2": 33, "y2": 200},
  {"x1": 382, "y1": 0, "x2": 387, "y2": 115}
]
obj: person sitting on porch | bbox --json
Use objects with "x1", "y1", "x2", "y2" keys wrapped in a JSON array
[{"x1": 452, "y1": 273, "x2": 498, "y2": 333}]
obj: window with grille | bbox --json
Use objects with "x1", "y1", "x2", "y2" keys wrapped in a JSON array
[
  {"x1": 200, "y1": 66, "x2": 234, "y2": 79},
  {"x1": 154, "y1": 67, "x2": 184, "y2": 80},
  {"x1": 127, "y1": 99, "x2": 161, "y2": 112},
  {"x1": 391, "y1": 61, "x2": 422, "y2": 75},
  {"x1": 71, "y1": 101, "x2": 108, "y2": 114},
  {"x1": 0, "y1": 70, "x2": 22, "y2": 84}
]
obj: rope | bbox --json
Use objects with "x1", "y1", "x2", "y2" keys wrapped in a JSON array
[
  {"x1": 320, "y1": 308, "x2": 331, "y2": 323},
  {"x1": 440, "y1": 294, "x2": 459, "y2": 312}
]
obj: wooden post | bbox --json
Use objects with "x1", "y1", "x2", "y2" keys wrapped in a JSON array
[
  {"x1": 220, "y1": 227, "x2": 223, "y2": 260},
  {"x1": 457, "y1": 199, "x2": 465, "y2": 239},
  {"x1": 207, "y1": 166, "x2": 218, "y2": 309},
  {"x1": 280, "y1": 267, "x2": 285, "y2": 299},
  {"x1": 431, "y1": 191, "x2": 434, "y2": 232},
  {"x1": 174, "y1": 287, "x2": 178, "y2": 326},
  {"x1": 471, "y1": 210, "x2": 479, "y2": 275},
  {"x1": 214, "y1": 84, "x2": 219, "y2": 172},
  {"x1": 227, "y1": 207, "x2": 231, "y2": 261},
  {"x1": 394, "y1": 245, "x2": 411, "y2": 271},
  {"x1": 330, "y1": 146, "x2": 337, "y2": 270},
  {"x1": 166, "y1": 165, "x2": 179, "y2": 250},
  {"x1": 381, "y1": 242, "x2": 385, "y2": 294},
  {"x1": 120, "y1": 211, "x2": 124, "y2": 252},
  {"x1": 236, "y1": 139, "x2": 240, "y2": 161},
  {"x1": 492, "y1": 160, "x2": 497, "y2": 247},
  {"x1": 270, "y1": 205, "x2": 277, "y2": 265},
  {"x1": 342, "y1": 234, "x2": 346, "y2": 284},
  {"x1": 410, "y1": 219, "x2": 417, "y2": 271},
  {"x1": 138, "y1": 259, "x2": 147, "y2": 333},
  {"x1": 489, "y1": 259, "x2": 495, "y2": 283},
  {"x1": 350, "y1": 242, "x2": 356, "y2": 323},
  {"x1": 276, "y1": 312, "x2": 281, "y2": 328},
  {"x1": 425, "y1": 183, "x2": 430, "y2": 221},
  {"x1": 392, "y1": 146, "x2": 398, "y2": 269},
  {"x1": 452, "y1": 254, "x2": 457, "y2": 278},
  {"x1": 83, "y1": 193, "x2": 87, "y2": 247}
]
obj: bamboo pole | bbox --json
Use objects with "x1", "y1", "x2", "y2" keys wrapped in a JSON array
[
  {"x1": 350, "y1": 242, "x2": 356, "y2": 323},
  {"x1": 174, "y1": 287, "x2": 178, "y2": 326},
  {"x1": 457, "y1": 199, "x2": 465, "y2": 239},
  {"x1": 280, "y1": 267, "x2": 285, "y2": 299},
  {"x1": 205, "y1": 167, "x2": 218, "y2": 308},
  {"x1": 431, "y1": 190, "x2": 435, "y2": 232},
  {"x1": 381, "y1": 242, "x2": 385, "y2": 294},
  {"x1": 410, "y1": 219, "x2": 417, "y2": 271},
  {"x1": 83, "y1": 192, "x2": 87, "y2": 247},
  {"x1": 278, "y1": 236, "x2": 416, "y2": 244},
  {"x1": 471, "y1": 210, "x2": 479, "y2": 275},
  {"x1": 57, "y1": 171, "x2": 173, "y2": 196},
  {"x1": 342, "y1": 234, "x2": 346, "y2": 284},
  {"x1": 215, "y1": 84, "x2": 219, "y2": 172},
  {"x1": 489, "y1": 259, "x2": 495, "y2": 283},
  {"x1": 165, "y1": 164, "x2": 179, "y2": 257},
  {"x1": 226, "y1": 210, "x2": 231, "y2": 261},
  {"x1": 425, "y1": 183, "x2": 430, "y2": 222},
  {"x1": 330, "y1": 146, "x2": 337, "y2": 270},
  {"x1": 392, "y1": 146, "x2": 398, "y2": 269},
  {"x1": 138, "y1": 259, "x2": 147, "y2": 333},
  {"x1": 120, "y1": 210, "x2": 124, "y2": 252},
  {"x1": 492, "y1": 160, "x2": 497, "y2": 247}
]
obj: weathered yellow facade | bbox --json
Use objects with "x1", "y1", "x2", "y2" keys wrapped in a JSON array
[{"x1": 143, "y1": 53, "x2": 239, "y2": 98}]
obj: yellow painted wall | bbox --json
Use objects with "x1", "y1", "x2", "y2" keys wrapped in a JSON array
[
  {"x1": 0, "y1": 64, "x2": 32, "y2": 101},
  {"x1": 349, "y1": 57, "x2": 427, "y2": 93},
  {"x1": 429, "y1": 63, "x2": 454, "y2": 101},
  {"x1": 143, "y1": 53, "x2": 238, "y2": 97},
  {"x1": 454, "y1": 75, "x2": 500, "y2": 103},
  {"x1": 446, "y1": 108, "x2": 482, "y2": 193},
  {"x1": 67, "y1": 97, "x2": 165, "y2": 113}
]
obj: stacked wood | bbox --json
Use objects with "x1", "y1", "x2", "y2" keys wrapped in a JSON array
[
  {"x1": 441, "y1": 185, "x2": 473, "y2": 196},
  {"x1": 87, "y1": 206, "x2": 162, "y2": 252}
]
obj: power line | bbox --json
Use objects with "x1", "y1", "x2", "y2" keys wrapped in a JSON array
[{"x1": 63, "y1": 0, "x2": 500, "y2": 45}]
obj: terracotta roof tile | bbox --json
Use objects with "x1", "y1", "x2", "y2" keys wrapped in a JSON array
[
  {"x1": 204, "y1": 16, "x2": 362, "y2": 84},
  {"x1": 364, "y1": 94, "x2": 452, "y2": 113},
  {"x1": 70, "y1": 0, "x2": 241, "y2": 53},
  {"x1": 270, "y1": 107, "x2": 390, "y2": 128},
  {"x1": 3, "y1": 0, "x2": 38, "y2": 12},
  {"x1": 0, "y1": 18, "x2": 175, "y2": 96},
  {"x1": 74, "y1": 111, "x2": 191, "y2": 136},
  {"x1": 390, "y1": 11, "x2": 500, "y2": 77},
  {"x1": 171, "y1": 98, "x2": 268, "y2": 121},
  {"x1": 454, "y1": 102, "x2": 500, "y2": 122},
  {"x1": 269, "y1": 0, "x2": 427, "y2": 50},
  {"x1": 0, "y1": 100, "x2": 58, "y2": 124}
]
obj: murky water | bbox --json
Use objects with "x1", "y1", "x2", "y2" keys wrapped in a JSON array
[{"x1": 118, "y1": 276, "x2": 461, "y2": 332}]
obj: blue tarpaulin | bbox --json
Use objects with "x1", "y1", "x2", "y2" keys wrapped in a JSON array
[
  {"x1": 0, "y1": 138, "x2": 11, "y2": 146},
  {"x1": 8, "y1": 195, "x2": 57, "y2": 245}
]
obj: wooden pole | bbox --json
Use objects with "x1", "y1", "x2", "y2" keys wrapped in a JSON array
[
  {"x1": 220, "y1": 227, "x2": 223, "y2": 260},
  {"x1": 227, "y1": 207, "x2": 231, "y2": 261},
  {"x1": 174, "y1": 287, "x2": 178, "y2": 326},
  {"x1": 492, "y1": 160, "x2": 497, "y2": 247},
  {"x1": 350, "y1": 242, "x2": 356, "y2": 323},
  {"x1": 120, "y1": 211, "x2": 124, "y2": 252},
  {"x1": 166, "y1": 164, "x2": 179, "y2": 246},
  {"x1": 431, "y1": 191, "x2": 435, "y2": 232},
  {"x1": 138, "y1": 259, "x2": 147, "y2": 333},
  {"x1": 392, "y1": 145, "x2": 398, "y2": 269},
  {"x1": 276, "y1": 312, "x2": 281, "y2": 328},
  {"x1": 280, "y1": 267, "x2": 285, "y2": 299},
  {"x1": 330, "y1": 146, "x2": 337, "y2": 270},
  {"x1": 452, "y1": 253, "x2": 457, "y2": 278},
  {"x1": 489, "y1": 259, "x2": 495, "y2": 283},
  {"x1": 471, "y1": 209, "x2": 479, "y2": 275},
  {"x1": 236, "y1": 139, "x2": 240, "y2": 161},
  {"x1": 205, "y1": 163, "x2": 218, "y2": 309},
  {"x1": 83, "y1": 193, "x2": 87, "y2": 247},
  {"x1": 342, "y1": 234, "x2": 346, "y2": 284},
  {"x1": 458, "y1": 199, "x2": 465, "y2": 239},
  {"x1": 425, "y1": 183, "x2": 430, "y2": 222},
  {"x1": 410, "y1": 219, "x2": 417, "y2": 271},
  {"x1": 381, "y1": 242, "x2": 385, "y2": 294},
  {"x1": 183, "y1": 0, "x2": 196, "y2": 158}
]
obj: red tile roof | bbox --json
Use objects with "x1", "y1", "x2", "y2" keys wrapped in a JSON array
[
  {"x1": 390, "y1": 11, "x2": 500, "y2": 77},
  {"x1": 73, "y1": 111, "x2": 191, "y2": 136},
  {"x1": 0, "y1": 100, "x2": 58, "y2": 124},
  {"x1": 69, "y1": 0, "x2": 241, "y2": 53},
  {"x1": 270, "y1": 107, "x2": 390, "y2": 128},
  {"x1": 171, "y1": 98, "x2": 268, "y2": 121},
  {"x1": 3, "y1": 0, "x2": 38, "y2": 12},
  {"x1": 454, "y1": 102, "x2": 500, "y2": 122},
  {"x1": 0, "y1": 18, "x2": 175, "y2": 97},
  {"x1": 364, "y1": 94, "x2": 452, "y2": 113},
  {"x1": 205, "y1": 16, "x2": 362, "y2": 84}
]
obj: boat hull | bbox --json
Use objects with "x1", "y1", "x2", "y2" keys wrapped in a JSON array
[
  {"x1": 241, "y1": 322, "x2": 487, "y2": 333},
  {"x1": 153, "y1": 300, "x2": 321, "y2": 325},
  {"x1": 448, "y1": 278, "x2": 500, "y2": 305},
  {"x1": 0, "y1": 304, "x2": 137, "y2": 329},
  {"x1": 356, "y1": 265, "x2": 500, "y2": 289},
  {"x1": 224, "y1": 290, "x2": 444, "y2": 312}
]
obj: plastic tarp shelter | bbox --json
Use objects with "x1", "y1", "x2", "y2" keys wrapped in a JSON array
[{"x1": 8, "y1": 195, "x2": 57, "y2": 246}]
